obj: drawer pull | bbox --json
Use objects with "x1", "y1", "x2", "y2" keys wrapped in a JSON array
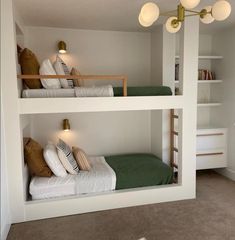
[
  {"x1": 197, "y1": 133, "x2": 224, "y2": 137},
  {"x1": 197, "y1": 152, "x2": 223, "y2": 157}
]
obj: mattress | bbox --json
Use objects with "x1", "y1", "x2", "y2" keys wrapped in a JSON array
[
  {"x1": 105, "y1": 153, "x2": 173, "y2": 190},
  {"x1": 22, "y1": 86, "x2": 172, "y2": 98},
  {"x1": 29, "y1": 154, "x2": 173, "y2": 200}
]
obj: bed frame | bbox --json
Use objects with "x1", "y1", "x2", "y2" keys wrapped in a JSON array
[{"x1": 17, "y1": 75, "x2": 128, "y2": 96}]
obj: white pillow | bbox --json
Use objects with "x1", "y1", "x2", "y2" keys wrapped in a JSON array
[
  {"x1": 40, "y1": 59, "x2": 61, "y2": 89},
  {"x1": 43, "y1": 142, "x2": 67, "y2": 177},
  {"x1": 53, "y1": 59, "x2": 70, "y2": 88},
  {"x1": 57, "y1": 139, "x2": 79, "y2": 175}
]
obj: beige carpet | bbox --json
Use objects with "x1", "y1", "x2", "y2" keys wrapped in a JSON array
[{"x1": 7, "y1": 171, "x2": 235, "y2": 240}]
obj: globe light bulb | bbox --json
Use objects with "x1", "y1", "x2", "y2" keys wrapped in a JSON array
[
  {"x1": 180, "y1": 0, "x2": 201, "y2": 9},
  {"x1": 139, "y1": 13, "x2": 154, "y2": 27},
  {"x1": 212, "y1": 0, "x2": 231, "y2": 21},
  {"x1": 200, "y1": 6, "x2": 215, "y2": 24},
  {"x1": 140, "y1": 2, "x2": 160, "y2": 24},
  {"x1": 165, "y1": 17, "x2": 182, "y2": 33}
]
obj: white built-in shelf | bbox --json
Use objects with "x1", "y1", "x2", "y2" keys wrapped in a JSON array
[
  {"x1": 197, "y1": 125, "x2": 226, "y2": 130},
  {"x1": 18, "y1": 96, "x2": 184, "y2": 114},
  {"x1": 175, "y1": 80, "x2": 222, "y2": 84},
  {"x1": 175, "y1": 55, "x2": 223, "y2": 60},
  {"x1": 197, "y1": 103, "x2": 222, "y2": 107}
]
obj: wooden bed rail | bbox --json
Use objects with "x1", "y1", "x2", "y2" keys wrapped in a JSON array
[{"x1": 17, "y1": 75, "x2": 128, "y2": 97}]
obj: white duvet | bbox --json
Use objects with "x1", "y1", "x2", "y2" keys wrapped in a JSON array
[{"x1": 29, "y1": 156, "x2": 116, "y2": 200}]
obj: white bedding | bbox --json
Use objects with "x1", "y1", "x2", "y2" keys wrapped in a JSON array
[
  {"x1": 22, "y1": 89, "x2": 75, "y2": 98},
  {"x1": 22, "y1": 86, "x2": 114, "y2": 98},
  {"x1": 29, "y1": 156, "x2": 116, "y2": 200},
  {"x1": 76, "y1": 156, "x2": 116, "y2": 194},
  {"x1": 75, "y1": 85, "x2": 114, "y2": 97},
  {"x1": 30, "y1": 174, "x2": 76, "y2": 200}
]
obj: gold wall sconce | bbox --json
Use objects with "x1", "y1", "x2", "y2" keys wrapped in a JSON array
[
  {"x1": 58, "y1": 41, "x2": 67, "y2": 54},
  {"x1": 63, "y1": 119, "x2": 70, "y2": 131}
]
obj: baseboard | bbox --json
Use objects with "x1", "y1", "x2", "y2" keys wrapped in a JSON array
[
  {"x1": 216, "y1": 168, "x2": 235, "y2": 181},
  {"x1": 1, "y1": 223, "x2": 11, "y2": 240}
]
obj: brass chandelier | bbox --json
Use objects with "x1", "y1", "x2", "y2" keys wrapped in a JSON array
[{"x1": 139, "y1": 0, "x2": 232, "y2": 33}]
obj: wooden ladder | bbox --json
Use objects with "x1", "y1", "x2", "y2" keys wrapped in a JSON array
[{"x1": 170, "y1": 109, "x2": 178, "y2": 181}]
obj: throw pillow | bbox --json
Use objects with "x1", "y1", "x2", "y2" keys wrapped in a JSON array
[
  {"x1": 40, "y1": 59, "x2": 61, "y2": 89},
  {"x1": 43, "y1": 142, "x2": 67, "y2": 177},
  {"x1": 57, "y1": 139, "x2": 79, "y2": 174},
  {"x1": 53, "y1": 57, "x2": 70, "y2": 88},
  {"x1": 72, "y1": 147, "x2": 91, "y2": 171},
  {"x1": 19, "y1": 48, "x2": 42, "y2": 89},
  {"x1": 24, "y1": 138, "x2": 52, "y2": 177},
  {"x1": 71, "y1": 67, "x2": 84, "y2": 87},
  {"x1": 56, "y1": 56, "x2": 74, "y2": 88}
]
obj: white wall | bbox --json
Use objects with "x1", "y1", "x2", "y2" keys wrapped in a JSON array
[
  {"x1": 211, "y1": 26, "x2": 235, "y2": 180},
  {"x1": 30, "y1": 111, "x2": 152, "y2": 156},
  {"x1": 25, "y1": 26, "x2": 151, "y2": 86},
  {"x1": 23, "y1": 27, "x2": 155, "y2": 157},
  {"x1": 1, "y1": 106, "x2": 11, "y2": 240}
]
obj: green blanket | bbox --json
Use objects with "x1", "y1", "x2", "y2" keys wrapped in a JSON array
[
  {"x1": 105, "y1": 153, "x2": 173, "y2": 190},
  {"x1": 113, "y1": 86, "x2": 172, "y2": 96}
]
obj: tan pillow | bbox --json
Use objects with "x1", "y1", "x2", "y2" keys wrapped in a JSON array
[
  {"x1": 24, "y1": 138, "x2": 52, "y2": 177},
  {"x1": 19, "y1": 48, "x2": 42, "y2": 89},
  {"x1": 71, "y1": 67, "x2": 84, "y2": 87},
  {"x1": 72, "y1": 147, "x2": 91, "y2": 171}
]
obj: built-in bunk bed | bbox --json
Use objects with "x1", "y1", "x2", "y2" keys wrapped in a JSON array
[
  {"x1": 18, "y1": 47, "x2": 174, "y2": 202},
  {"x1": 3, "y1": 0, "x2": 199, "y2": 223}
]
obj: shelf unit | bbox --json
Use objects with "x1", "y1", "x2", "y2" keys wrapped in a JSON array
[
  {"x1": 175, "y1": 80, "x2": 223, "y2": 84},
  {"x1": 174, "y1": 32, "x2": 227, "y2": 170}
]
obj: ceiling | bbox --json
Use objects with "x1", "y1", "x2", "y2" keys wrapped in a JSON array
[{"x1": 14, "y1": 0, "x2": 235, "y2": 33}]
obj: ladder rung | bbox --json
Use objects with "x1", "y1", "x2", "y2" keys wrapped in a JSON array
[
  {"x1": 173, "y1": 147, "x2": 178, "y2": 153},
  {"x1": 172, "y1": 163, "x2": 178, "y2": 169}
]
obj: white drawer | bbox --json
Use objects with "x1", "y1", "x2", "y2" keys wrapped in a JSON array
[
  {"x1": 196, "y1": 128, "x2": 226, "y2": 150},
  {"x1": 196, "y1": 153, "x2": 227, "y2": 170},
  {"x1": 196, "y1": 128, "x2": 227, "y2": 170}
]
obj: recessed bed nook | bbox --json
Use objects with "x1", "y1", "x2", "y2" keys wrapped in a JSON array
[{"x1": 21, "y1": 110, "x2": 180, "y2": 203}]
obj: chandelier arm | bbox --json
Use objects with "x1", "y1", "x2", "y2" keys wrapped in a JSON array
[
  {"x1": 185, "y1": 9, "x2": 201, "y2": 14},
  {"x1": 184, "y1": 13, "x2": 201, "y2": 17}
]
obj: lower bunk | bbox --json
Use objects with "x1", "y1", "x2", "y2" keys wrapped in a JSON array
[{"x1": 29, "y1": 153, "x2": 173, "y2": 200}]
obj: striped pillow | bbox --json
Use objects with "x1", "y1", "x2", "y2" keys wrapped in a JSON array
[
  {"x1": 72, "y1": 147, "x2": 91, "y2": 171},
  {"x1": 56, "y1": 56, "x2": 74, "y2": 88},
  {"x1": 57, "y1": 139, "x2": 79, "y2": 174}
]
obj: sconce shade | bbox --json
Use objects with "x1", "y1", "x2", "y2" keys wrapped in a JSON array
[
  {"x1": 58, "y1": 41, "x2": 67, "y2": 54},
  {"x1": 140, "y1": 2, "x2": 159, "y2": 24},
  {"x1": 63, "y1": 119, "x2": 70, "y2": 131},
  {"x1": 165, "y1": 17, "x2": 182, "y2": 33},
  {"x1": 200, "y1": 6, "x2": 215, "y2": 24},
  {"x1": 180, "y1": 0, "x2": 200, "y2": 9},
  {"x1": 212, "y1": 0, "x2": 231, "y2": 21}
]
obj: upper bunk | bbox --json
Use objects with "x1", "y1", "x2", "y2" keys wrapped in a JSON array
[{"x1": 14, "y1": 4, "x2": 189, "y2": 115}]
